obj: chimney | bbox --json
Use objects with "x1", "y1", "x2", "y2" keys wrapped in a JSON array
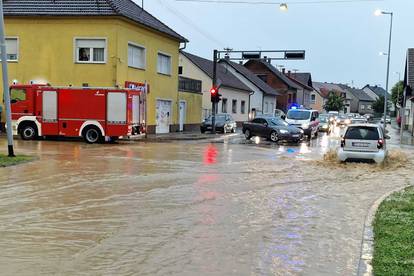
[
  {"x1": 282, "y1": 68, "x2": 286, "y2": 74},
  {"x1": 239, "y1": 61, "x2": 243, "y2": 65},
  {"x1": 288, "y1": 70, "x2": 291, "y2": 77}
]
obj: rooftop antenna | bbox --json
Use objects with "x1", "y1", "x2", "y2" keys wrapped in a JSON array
[{"x1": 292, "y1": 69, "x2": 299, "y2": 75}]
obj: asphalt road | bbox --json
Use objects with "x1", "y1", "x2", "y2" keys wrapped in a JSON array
[{"x1": 0, "y1": 127, "x2": 411, "y2": 275}]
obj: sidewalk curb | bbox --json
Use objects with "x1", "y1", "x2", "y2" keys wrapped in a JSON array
[{"x1": 357, "y1": 185, "x2": 411, "y2": 276}]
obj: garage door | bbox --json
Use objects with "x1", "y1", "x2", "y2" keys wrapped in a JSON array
[{"x1": 156, "y1": 100, "x2": 171, "y2": 134}]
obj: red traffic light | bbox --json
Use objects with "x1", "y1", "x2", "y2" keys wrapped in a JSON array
[{"x1": 210, "y1": 87, "x2": 217, "y2": 95}]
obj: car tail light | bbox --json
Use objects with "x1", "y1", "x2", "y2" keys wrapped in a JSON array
[
  {"x1": 377, "y1": 139, "x2": 384, "y2": 149},
  {"x1": 341, "y1": 138, "x2": 345, "y2": 148}
]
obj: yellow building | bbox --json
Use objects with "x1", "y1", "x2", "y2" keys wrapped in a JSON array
[{"x1": 3, "y1": 0, "x2": 202, "y2": 133}]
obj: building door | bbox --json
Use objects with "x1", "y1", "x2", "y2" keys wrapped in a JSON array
[
  {"x1": 156, "y1": 100, "x2": 171, "y2": 134},
  {"x1": 179, "y1": 101, "x2": 186, "y2": 131}
]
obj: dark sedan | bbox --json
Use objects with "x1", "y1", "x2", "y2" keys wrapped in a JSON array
[
  {"x1": 200, "y1": 114, "x2": 237, "y2": 133},
  {"x1": 242, "y1": 117, "x2": 304, "y2": 143}
]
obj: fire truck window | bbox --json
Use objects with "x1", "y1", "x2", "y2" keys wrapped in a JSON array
[{"x1": 11, "y1": 89, "x2": 26, "y2": 102}]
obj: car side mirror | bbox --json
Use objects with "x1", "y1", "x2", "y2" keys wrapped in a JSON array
[
  {"x1": 281, "y1": 115, "x2": 286, "y2": 120},
  {"x1": 385, "y1": 135, "x2": 391, "y2": 140}
]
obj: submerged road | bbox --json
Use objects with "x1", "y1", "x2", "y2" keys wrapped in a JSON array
[{"x1": 0, "y1": 130, "x2": 412, "y2": 275}]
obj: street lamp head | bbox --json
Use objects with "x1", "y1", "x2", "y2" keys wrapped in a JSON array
[
  {"x1": 374, "y1": 9, "x2": 383, "y2": 16},
  {"x1": 279, "y1": 3, "x2": 288, "y2": 11}
]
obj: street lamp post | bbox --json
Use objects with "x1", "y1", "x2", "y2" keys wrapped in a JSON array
[
  {"x1": 375, "y1": 9, "x2": 393, "y2": 135},
  {"x1": 0, "y1": 1, "x2": 15, "y2": 157}
]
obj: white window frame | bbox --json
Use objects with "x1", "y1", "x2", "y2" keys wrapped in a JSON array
[
  {"x1": 310, "y1": 93, "x2": 316, "y2": 104},
  {"x1": 361, "y1": 104, "x2": 365, "y2": 110},
  {"x1": 128, "y1": 41, "x2": 146, "y2": 70},
  {"x1": 4, "y1": 37, "x2": 19, "y2": 62},
  {"x1": 157, "y1": 51, "x2": 172, "y2": 76},
  {"x1": 74, "y1": 37, "x2": 107, "y2": 64}
]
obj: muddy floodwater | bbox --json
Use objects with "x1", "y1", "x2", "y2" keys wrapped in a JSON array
[{"x1": 0, "y1": 133, "x2": 412, "y2": 275}]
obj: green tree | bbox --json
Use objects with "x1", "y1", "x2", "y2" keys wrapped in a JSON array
[
  {"x1": 391, "y1": 80, "x2": 404, "y2": 106},
  {"x1": 324, "y1": 91, "x2": 344, "y2": 112},
  {"x1": 372, "y1": 96, "x2": 391, "y2": 113}
]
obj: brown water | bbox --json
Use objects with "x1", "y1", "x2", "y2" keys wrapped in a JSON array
[{"x1": 0, "y1": 137, "x2": 412, "y2": 275}]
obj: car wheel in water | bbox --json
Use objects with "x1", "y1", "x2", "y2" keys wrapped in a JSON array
[
  {"x1": 270, "y1": 131, "x2": 279, "y2": 142},
  {"x1": 244, "y1": 129, "x2": 252, "y2": 140}
]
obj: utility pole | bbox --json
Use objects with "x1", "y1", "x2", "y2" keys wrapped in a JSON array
[{"x1": 0, "y1": 1, "x2": 15, "y2": 157}]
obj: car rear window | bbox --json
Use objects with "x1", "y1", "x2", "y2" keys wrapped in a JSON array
[{"x1": 344, "y1": 126, "x2": 379, "y2": 140}]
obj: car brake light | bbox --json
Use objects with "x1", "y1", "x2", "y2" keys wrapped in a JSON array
[
  {"x1": 377, "y1": 139, "x2": 384, "y2": 149},
  {"x1": 341, "y1": 138, "x2": 345, "y2": 148}
]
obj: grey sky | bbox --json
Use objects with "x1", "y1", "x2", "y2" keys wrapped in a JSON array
[{"x1": 143, "y1": 0, "x2": 410, "y2": 89}]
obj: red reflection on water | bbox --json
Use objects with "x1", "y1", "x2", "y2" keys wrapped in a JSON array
[{"x1": 203, "y1": 144, "x2": 218, "y2": 165}]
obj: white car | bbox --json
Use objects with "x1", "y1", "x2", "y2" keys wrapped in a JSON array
[{"x1": 337, "y1": 124, "x2": 388, "y2": 163}]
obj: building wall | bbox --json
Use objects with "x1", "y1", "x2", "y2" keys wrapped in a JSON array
[
  {"x1": 310, "y1": 91, "x2": 324, "y2": 112},
  {"x1": 217, "y1": 87, "x2": 250, "y2": 123},
  {"x1": 358, "y1": 101, "x2": 374, "y2": 115},
  {"x1": 179, "y1": 53, "x2": 212, "y2": 119},
  {"x1": 178, "y1": 91, "x2": 203, "y2": 131},
  {"x1": 346, "y1": 92, "x2": 359, "y2": 113},
  {"x1": 363, "y1": 87, "x2": 379, "y2": 101},
  {"x1": 4, "y1": 16, "x2": 186, "y2": 133},
  {"x1": 262, "y1": 95, "x2": 277, "y2": 115}
]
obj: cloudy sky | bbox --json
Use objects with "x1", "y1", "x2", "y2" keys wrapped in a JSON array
[{"x1": 141, "y1": 0, "x2": 410, "y2": 89}]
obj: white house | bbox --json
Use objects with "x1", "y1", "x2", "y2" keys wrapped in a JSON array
[
  {"x1": 219, "y1": 59, "x2": 280, "y2": 118},
  {"x1": 179, "y1": 51, "x2": 252, "y2": 123}
]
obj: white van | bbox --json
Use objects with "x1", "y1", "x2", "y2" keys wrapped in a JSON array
[{"x1": 285, "y1": 109, "x2": 319, "y2": 138}]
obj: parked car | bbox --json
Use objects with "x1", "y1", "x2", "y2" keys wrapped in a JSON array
[
  {"x1": 338, "y1": 124, "x2": 389, "y2": 163},
  {"x1": 200, "y1": 114, "x2": 236, "y2": 133},
  {"x1": 242, "y1": 117, "x2": 304, "y2": 143},
  {"x1": 380, "y1": 116, "x2": 392, "y2": 124},
  {"x1": 285, "y1": 109, "x2": 319, "y2": 139},
  {"x1": 318, "y1": 114, "x2": 332, "y2": 134}
]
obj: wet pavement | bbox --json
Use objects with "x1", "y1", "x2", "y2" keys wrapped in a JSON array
[{"x1": 0, "y1": 126, "x2": 412, "y2": 276}]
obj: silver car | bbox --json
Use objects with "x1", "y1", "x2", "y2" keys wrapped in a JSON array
[{"x1": 337, "y1": 124, "x2": 388, "y2": 163}]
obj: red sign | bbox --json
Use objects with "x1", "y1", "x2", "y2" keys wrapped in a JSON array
[{"x1": 125, "y1": 81, "x2": 150, "y2": 93}]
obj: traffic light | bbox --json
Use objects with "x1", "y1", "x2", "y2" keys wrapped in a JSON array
[{"x1": 210, "y1": 87, "x2": 222, "y2": 103}]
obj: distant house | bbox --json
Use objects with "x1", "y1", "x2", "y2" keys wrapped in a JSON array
[
  {"x1": 362, "y1": 85, "x2": 387, "y2": 101},
  {"x1": 179, "y1": 51, "x2": 252, "y2": 123},
  {"x1": 288, "y1": 72, "x2": 314, "y2": 109},
  {"x1": 313, "y1": 82, "x2": 350, "y2": 113},
  {"x1": 219, "y1": 59, "x2": 280, "y2": 117},
  {"x1": 403, "y1": 48, "x2": 414, "y2": 133},
  {"x1": 244, "y1": 60, "x2": 302, "y2": 112},
  {"x1": 340, "y1": 86, "x2": 375, "y2": 115}
]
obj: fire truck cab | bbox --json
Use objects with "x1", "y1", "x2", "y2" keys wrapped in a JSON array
[{"x1": 10, "y1": 84, "x2": 142, "y2": 143}]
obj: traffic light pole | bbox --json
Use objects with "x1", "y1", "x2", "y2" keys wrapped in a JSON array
[
  {"x1": 0, "y1": 1, "x2": 14, "y2": 157},
  {"x1": 212, "y1": 49, "x2": 218, "y2": 134}
]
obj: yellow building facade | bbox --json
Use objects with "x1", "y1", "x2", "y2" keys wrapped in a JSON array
[{"x1": 3, "y1": 16, "x2": 202, "y2": 133}]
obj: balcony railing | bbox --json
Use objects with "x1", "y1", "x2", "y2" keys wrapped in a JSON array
[{"x1": 179, "y1": 77, "x2": 202, "y2": 93}]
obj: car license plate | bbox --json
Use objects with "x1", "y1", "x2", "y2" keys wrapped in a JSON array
[
  {"x1": 352, "y1": 142, "x2": 369, "y2": 147},
  {"x1": 292, "y1": 134, "x2": 300, "y2": 138}
]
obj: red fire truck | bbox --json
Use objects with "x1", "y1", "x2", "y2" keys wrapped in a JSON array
[{"x1": 10, "y1": 84, "x2": 142, "y2": 143}]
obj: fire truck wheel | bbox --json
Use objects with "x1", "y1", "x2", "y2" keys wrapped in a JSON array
[
  {"x1": 20, "y1": 124, "x2": 38, "y2": 140},
  {"x1": 83, "y1": 126, "x2": 102, "y2": 144}
]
